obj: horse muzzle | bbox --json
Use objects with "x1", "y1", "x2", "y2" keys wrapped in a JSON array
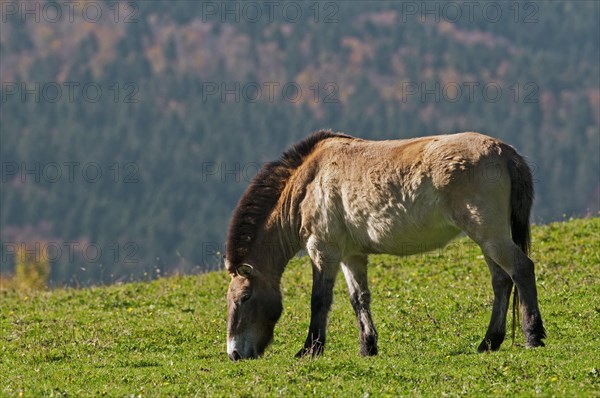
[{"x1": 227, "y1": 337, "x2": 258, "y2": 361}]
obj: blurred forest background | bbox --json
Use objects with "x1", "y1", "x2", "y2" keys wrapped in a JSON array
[{"x1": 1, "y1": 1, "x2": 598, "y2": 286}]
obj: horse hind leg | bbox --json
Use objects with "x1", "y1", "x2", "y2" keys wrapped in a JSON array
[
  {"x1": 477, "y1": 255, "x2": 513, "y2": 352},
  {"x1": 480, "y1": 239, "x2": 546, "y2": 349},
  {"x1": 342, "y1": 255, "x2": 378, "y2": 356}
]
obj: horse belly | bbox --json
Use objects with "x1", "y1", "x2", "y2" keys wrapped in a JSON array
[
  {"x1": 380, "y1": 223, "x2": 462, "y2": 256},
  {"x1": 344, "y1": 184, "x2": 461, "y2": 256}
]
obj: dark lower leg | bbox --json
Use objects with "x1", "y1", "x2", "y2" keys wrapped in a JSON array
[
  {"x1": 478, "y1": 257, "x2": 513, "y2": 352},
  {"x1": 342, "y1": 256, "x2": 378, "y2": 356},
  {"x1": 349, "y1": 290, "x2": 378, "y2": 356},
  {"x1": 512, "y1": 257, "x2": 546, "y2": 348},
  {"x1": 515, "y1": 276, "x2": 546, "y2": 347},
  {"x1": 482, "y1": 241, "x2": 546, "y2": 349},
  {"x1": 296, "y1": 271, "x2": 336, "y2": 357}
]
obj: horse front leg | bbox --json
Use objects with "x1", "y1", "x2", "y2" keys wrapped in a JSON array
[
  {"x1": 342, "y1": 255, "x2": 378, "y2": 356},
  {"x1": 296, "y1": 247, "x2": 340, "y2": 358}
]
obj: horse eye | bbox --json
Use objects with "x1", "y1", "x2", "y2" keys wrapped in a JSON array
[{"x1": 241, "y1": 293, "x2": 251, "y2": 303}]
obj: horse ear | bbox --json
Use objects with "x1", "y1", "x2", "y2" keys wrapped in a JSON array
[{"x1": 236, "y1": 263, "x2": 254, "y2": 279}]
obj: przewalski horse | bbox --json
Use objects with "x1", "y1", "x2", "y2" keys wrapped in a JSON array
[{"x1": 225, "y1": 130, "x2": 545, "y2": 360}]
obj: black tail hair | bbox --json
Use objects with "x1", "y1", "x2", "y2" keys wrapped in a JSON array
[{"x1": 505, "y1": 145, "x2": 534, "y2": 344}]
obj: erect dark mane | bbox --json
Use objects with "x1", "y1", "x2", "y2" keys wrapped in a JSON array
[{"x1": 226, "y1": 130, "x2": 353, "y2": 271}]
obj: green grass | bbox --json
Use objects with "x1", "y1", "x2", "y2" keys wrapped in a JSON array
[{"x1": 1, "y1": 218, "x2": 599, "y2": 397}]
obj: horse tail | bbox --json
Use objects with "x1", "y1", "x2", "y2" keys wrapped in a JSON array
[{"x1": 505, "y1": 146, "x2": 534, "y2": 345}]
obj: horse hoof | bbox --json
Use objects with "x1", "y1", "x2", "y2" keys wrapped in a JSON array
[
  {"x1": 295, "y1": 348, "x2": 308, "y2": 358},
  {"x1": 359, "y1": 335, "x2": 378, "y2": 356},
  {"x1": 477, "y1": 339, "x2": 502, "y2": 353},
  {"x1": 525, "y1": 340, "x2": 545, "y2": 348},
  {"x1": 295, "y1": 343, "x2": 324, "y2": 358},
  {"x1": 359, "y1": 346, "x2": 378, "y2": 356},
  {"x1": 477, "y1": 340, "x2": 491, "y2": 353},
  {"x1": 477, "y1": 332, "x2": 505, "y2": 353}
]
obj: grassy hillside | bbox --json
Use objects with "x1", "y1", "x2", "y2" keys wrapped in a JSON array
[{"x1": 1, "y1": 218, "x2": 599, "y2": 397}]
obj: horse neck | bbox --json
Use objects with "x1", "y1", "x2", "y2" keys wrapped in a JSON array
[{"x1": 249, "y1": 212, "x2": 301, "y2": 287}]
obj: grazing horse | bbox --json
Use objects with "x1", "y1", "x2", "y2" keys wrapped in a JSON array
[{"x1": 225, "y1": 130, "x2": 545, "y2": 360}]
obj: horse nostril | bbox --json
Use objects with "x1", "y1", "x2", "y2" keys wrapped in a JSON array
[{"x1": 229, "y1": 350, "x2": 241, "y2": 361}]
